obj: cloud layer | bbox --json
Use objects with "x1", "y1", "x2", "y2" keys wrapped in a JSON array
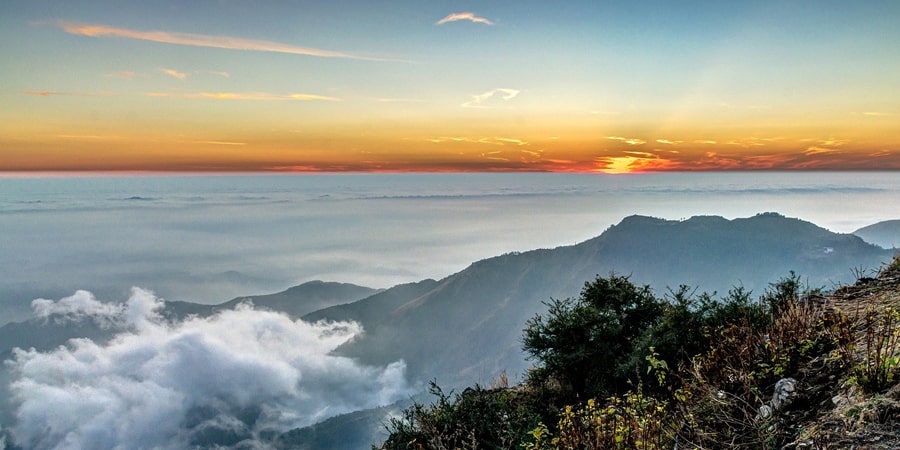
[{"x1": 8, "y1": 288, "x2": 411, "y2": 449}]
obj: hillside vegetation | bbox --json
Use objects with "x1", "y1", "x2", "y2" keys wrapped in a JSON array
[{"x1": 379, "y1": 256, "x2": 900, "y2": 449}]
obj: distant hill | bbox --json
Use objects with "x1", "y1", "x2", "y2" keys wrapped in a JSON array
[
  {"x1": 312, "y1": 213, "x2": 892, "y2": 388},
  {"x1": 163, "y1": 280, "x2": 380, "y2": 321},
  {"x1": 854, "y1": 219, "x2": 900, "y2": 249},
  {"x1": 274, "y1": 401, "x2": 410, "y2": 450}
]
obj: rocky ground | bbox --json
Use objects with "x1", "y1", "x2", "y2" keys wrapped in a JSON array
[{"x1": 784, "y1": 257, "x2": 900, "y2": 449}]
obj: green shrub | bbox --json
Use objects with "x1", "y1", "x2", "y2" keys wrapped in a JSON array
[
  {"x1": 378, "y1": 382, "x2": 542, "y2": 450},
  {"x1": 522, "y1": 273, "x2": 663, "y2": 399}
]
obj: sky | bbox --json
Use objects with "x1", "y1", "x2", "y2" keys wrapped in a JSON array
[{"x1": 1, "y1": 0, "x2": 899, "y2": 173}]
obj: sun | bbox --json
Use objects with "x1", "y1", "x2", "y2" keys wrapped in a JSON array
[{"x1": 596, "y1": 157, "x2": 640, "y2": 174}]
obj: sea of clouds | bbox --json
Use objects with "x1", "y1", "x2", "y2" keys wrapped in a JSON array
[
  {"x1": 3, "y1": 172, "x2": 899, "y2": 325},
  {"x1": 4, "y1": 289, "x2": 411, "y2": 449}
]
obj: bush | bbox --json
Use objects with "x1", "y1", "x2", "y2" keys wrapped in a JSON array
[
  {"x1": 522, "y1": 273, "x2": 662, "y2": 399},
  {"x1": 378, "y1": 382, "x2": 542, "y2": 450},
  {"x1": 522, "y1": 389, "x2": 670, "y2": 450}
]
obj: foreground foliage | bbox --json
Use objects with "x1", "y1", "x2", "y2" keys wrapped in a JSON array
[{"x1": 379, "y1": 256, "x2": 900, "y2": 449}]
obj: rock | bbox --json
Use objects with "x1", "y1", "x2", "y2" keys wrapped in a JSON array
[
  {"x1": 772, "y1": 378, "x2": 798, "y2": 411},
  {"x1": 759, "y1": 404, "x2": 773, "y2": 419},
  {"x1": 758, "y1": 378, "x2": 800, "y2": 422}
]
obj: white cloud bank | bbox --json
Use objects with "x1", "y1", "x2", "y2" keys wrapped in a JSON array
[{"x1": 8, "y1": 288, "x2": 411, "y2": 449}]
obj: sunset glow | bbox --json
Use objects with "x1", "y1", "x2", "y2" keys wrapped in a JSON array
[{"x1": 2, "y1": 1, "x2": 898, "y2": 173}]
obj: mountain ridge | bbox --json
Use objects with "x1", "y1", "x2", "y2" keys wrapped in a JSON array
[
  {"x1": 305, "y1": 213, "x2": 891, "y2": 389},
  {"x1": 854, "y1": 219, "x2": 900, "y2": 249}
]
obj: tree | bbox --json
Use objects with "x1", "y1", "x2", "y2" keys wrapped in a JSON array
[{"x1": 522, "y1": 273, "x2": 662, "y2": 398}]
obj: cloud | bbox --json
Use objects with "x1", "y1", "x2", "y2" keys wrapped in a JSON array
[
  {"x1": 375, "y1": 98, "x2": 425, "y2": 103},
  {"x1": 104, "y1": 71, "x2": 135, "y2": 79},
  {"x1": 161, "y1": 68, "x2": 187, "y2": 80},
  {"x1": 56, "y1": 134, "x2": 122, "y2": 140},
  {"x1": 196, "y1": 141, "x2": 247, "y2": 146},
  {"x1": 30, "y1": 290, "x2": 145, "y2": 328},
  {"x1": 22, "y1": 90, "x2": 114, "y2": 97},
  {"x1": 436, "y1": 12, "x2": 495, "y2": 26},
  {"x1": 22, "y1": 90, "x2": 63, "y2": 96},
  {"x1": 494, "y1": 137, "x2": 528, "y2": 146},
  {"x1": 146, "y1": 92, "x2": 342, "y2": 101},
  {"x1": 724, "y1": 138, "x2": 766, "y2": 148},
  {"x1": 480, "y1": 150, "x2": 508, "y2": 161},
  {"x1": 7, "y1": 288, "x2": 411, "y2": 449},
  {"x1": 655, "y1": 139, "x2": 682, "y2": 145},
  {"x1": 209, "y1": 71, "x2": 230, "y2": 78},
  {"x1": 804, "y1": 146, "x2": 841, "y2": 156},
  {"x1": 462, "y1": 88, "x2": 520, "y2": 108},
  {"x1": 606, "y1": 136, "x2": 646, "y2": 146},
  {"x1": 818, "y1": 138, "x2": 848, "y2": 147},
  {"x1": 428, "y1": 136, "x2": 528, "y2": 146},
  {"x1": 288, "y1": 93, "x2": 342, "y2": 101},
  {"x1": 56, "y1": 21, "x2": 393, "y2": 61}
]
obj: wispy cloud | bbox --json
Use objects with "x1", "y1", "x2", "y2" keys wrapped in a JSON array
[
  {"x1": 146, "y1": 92, "x2": 342, "y2": 101},
  {"x1": 655, "y1": 139, "x2": 682, "y2": 145},
  {"x1": 428, "y1": 136, "x2": 528, "y2": 146},
  {"x1": 854, "y1": 111, "x2": 894, "y2": 117},
  {"x1": 197, "y1": 141, "x2": 246, "y2": 146},
  {"x1": 288, "y1": 93, "x2": 342, "y2": 101},
  {"x1": 436, "y1": 12, "x2": 495, "y2": 26},
  {"x1": 480, "y1": 150, "x2": 508, "y2": 161},
  {"x1": 494, "y1": 137, "x2": 528, "y2": 146},
  {"x1": 724, "y1": 138, "x2": 767, "y2": 148},
  {"x1": 209, "y1": 71, "x2": 230, "y2": 78},
  {"x1": 818, "y1": 138, "x2": 848, "y2": 147},
  {"x1": 803, "y1": 146, "x2": 841, "y2": 156},
  {"x1": 606, "y1": 136, "x2": 646, "y2": 145},
  {"x1": 56, "y1": 134, "x2": 122, "y2": 140},
  {"x1": 161, "y1": 68, "x2": 187, "y2": 80},
  {"x1": 23, "y1": 90, "x2": 65, "y2": 96},
  {"x1": 22, "y1": 90, "x2": 114, "y2": 97},
  {"x1": 462, "y1": 88, "x2": 520, "y2": 108},
  {"x1": 56, "y1": 21, "x2": 394, "y2": 61},
  {"x1": 104, "y1": 71, "x2": 135, "y2": 79},
  {"x1": 375, "y1": 97, "x2": 425, "y2": 103}
]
